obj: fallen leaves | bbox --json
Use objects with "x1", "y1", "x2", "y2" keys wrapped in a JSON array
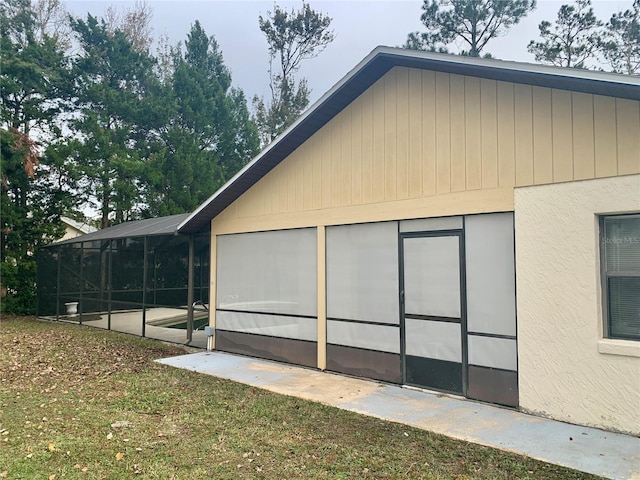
[
  {"x1": 111, "y1": 420, "x2": 131, "y2": 429},
  {"x1": 0, "y1": 318, "x2": 192, "y2": 478},
  {"x1": 0, "y1": 316, "x2": 597, "y2": 480},
  {"x1": 0, "y1": 318, "x2": 182, "y2": 394}
]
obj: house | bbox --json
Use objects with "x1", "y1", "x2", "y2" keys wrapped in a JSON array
[
  {"x1": 60, "y1": 216, "x2": 97, "y2": 241},
  {"x1": 178, "y1": 47, "x2": 640, "y2": 435}
]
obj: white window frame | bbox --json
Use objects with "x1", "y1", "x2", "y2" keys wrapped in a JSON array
[{"x1": 600, "y1": 213, "x2": 640, "y2": 342}]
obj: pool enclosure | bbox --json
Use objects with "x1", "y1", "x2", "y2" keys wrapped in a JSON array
[{"x1": 37, "y1": 214, "x2": 210, "y2": 348}]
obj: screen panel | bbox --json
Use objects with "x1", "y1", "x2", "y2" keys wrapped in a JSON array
[
  {"x1": 326, "y1": 320, "x2": 400, "y2": 353},
  {"x1": 216, "y1": 229, "x2": 317, "y2": 317},
  {"x1": 326, "y1": 222, "x2": 399, "y2": 324},
  {"x1": 465, "y1": 213, "x2": 516, "y2": 336},
  {"x1": 400, "y1": 216, "x2": 462, "y2": 233},
  {"x1": 81, "y1": 241, "x2": 109, "y2": 314},
  {"x1": 468, "y1": 335, "x2": 517, "y2": 371},
  {"x1": 405, "y1": 319, "x2": 462, "y2": 362},
  {"x1": 403, "y1": 236, "x2": 461, "y2": 318},
  {"x1": 36, "y1": 247, "x2": 59, "y2": 317},
  {"x1": 58, "y1": 244, "x2": 82, "y2": 294},
  {"x1": 217, "y1": 310, "x2": 317, "y2": 342}
]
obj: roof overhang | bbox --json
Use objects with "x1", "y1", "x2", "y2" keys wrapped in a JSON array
[
  {"x1": 52, "y1": 213, "x2": 192, "y2": 246},
  {"x1": 178, "y1": 46, "x2": 640, "y2": 234}
]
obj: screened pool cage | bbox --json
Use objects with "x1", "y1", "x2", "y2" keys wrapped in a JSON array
[{"x1": 36, "y1": 214, "x2": 210, "y2": 348}]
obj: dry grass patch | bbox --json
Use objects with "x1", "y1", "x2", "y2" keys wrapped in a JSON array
[{"x1": 0, "y1": 316, "x2": 601, "y2": 479}]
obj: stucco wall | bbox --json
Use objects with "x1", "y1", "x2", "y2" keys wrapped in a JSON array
[{"x1": 515, "y1": 174, "x2": 640, "y2": 435}]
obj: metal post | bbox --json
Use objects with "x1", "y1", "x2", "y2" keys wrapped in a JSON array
[
  {"x1": 79, "y1": 243, "x2": 84, "y2": 325},
  {"x1": 142, "y1": 237, "x2": 148, "y2": 338},
  {"x1": 55, "y1": 245, "x2": 61, "y2": 321},
  {"x1": 100, "y1": 241, "x2": 108, "y2": 315},
  {"x1": 187, "y1": 235, "x2": 195, "y2": 344},
  {"x1": 107, "y1": 240, "x2": 112, "y2": 330}
]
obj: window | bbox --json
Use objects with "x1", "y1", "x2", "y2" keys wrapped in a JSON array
[{"x1": 601, "y1": 214, "x2": 640, "y2": 340}]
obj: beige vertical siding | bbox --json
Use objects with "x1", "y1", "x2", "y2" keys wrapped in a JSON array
[
  {"x1": 372, "y1": 79, "x2": 385, "y2": 204},
  {"x1": 396, "y1": 66, "x2": 410, "y2": 200},
  {"x1": 384, "y1": 69, "x2": 397, "y2": 201},
  {"x1": 408, "y1": 68, "x2": 423, "y2": 198},
  {"x1": 497, "y1": 81, "x2": 516, "y2": 188},
  {"x1": 532, "y1": 87, "x2": 553, "y2": 185},
  {"x1": 435, "y1": 71, "x2": 452, "y2": 194},
  {"x1": 465, "y1": 77, "x2": 482, "y2": 191},
  {"x1": 552, "y1": 89, "x2": 574, "y2": 182},
  {"x1": 617, "y1": 98, "x2": 640, "y2": 174},
  {"x1": 480, "y1": 78, "x2": 498, "y2": 189},
  {"x1": 361, "y1": 88, "x2": 374, "y2": 204},
  {"x1": 573, "y1": 92, "x2": 595, "y2": 180},
  {"x1": 214, "y1": 67, "x2": 639, "y2": 234},
  {"x1": 515, "y1": 84, "x2": 534, "y2": 186},
  {"x1": 450, "y1": 73, "x2": 466, "y2": 193},
  {"x1": 422, "y1": 70, "x2": 437, "y2": 196},
  {"x1": 593, "y1": 95, "x2": 617, "y2": 178}
]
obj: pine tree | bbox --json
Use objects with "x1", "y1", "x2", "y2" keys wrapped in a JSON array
[
  {"x1": 405, "y1": 0, "x2": 536, "y2": 57},
  {"x1": 67, "y1": 14, "x2": 166, "y2": 228},
  {"x1": 144, "y1": 21, "x2": 259, "y2": 216},
  {"x1": 527, "y1": 0, "x2": 602, "y2": 68},
  {"x1": 600, "y1": 0, "x2": 640, "y2": 75},
  {"x1": 0, "y1": 0, "x2": 75, "y2": 313},
  {"x1": 253, "y1": 2, "x2": 334, "y2": 146}
]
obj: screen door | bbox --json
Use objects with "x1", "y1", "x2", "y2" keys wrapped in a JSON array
[{"x1": 401, "y1": 233, "x2": 464, "y2": 394}]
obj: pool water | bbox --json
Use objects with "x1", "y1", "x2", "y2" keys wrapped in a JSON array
[{"x1": 166, "y1": 317, "x2": 210, "y2": 330}]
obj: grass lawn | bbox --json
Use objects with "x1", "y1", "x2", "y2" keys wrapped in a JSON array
[{"x1": 0, "y1": 316, "x2": 601, "y2": 479}]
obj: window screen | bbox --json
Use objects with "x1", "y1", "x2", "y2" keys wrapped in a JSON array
[
  {"x1": 403, "y1": 235, "x2": 461, "y2": 319},
  {"x1": 465, "y1": 213, "x2": 516, "y2": 336},
  {"x1": 216, "y1": 229, "x2": 317, "y2": 317},
  {"x1": 326, "y1": 222, "x2": 399, "y2": 324},
  {"x1": 602, "y1": 214, "x2": 640, "y2": 340}
]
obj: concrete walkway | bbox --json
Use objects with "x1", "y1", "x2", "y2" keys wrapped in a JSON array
[{"x1": 157, "y1": 351, "x2": 640, "y2": 480}]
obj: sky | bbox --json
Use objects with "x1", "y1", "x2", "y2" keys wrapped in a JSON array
[{"x1": 65, "y1": 0, "x2": 631, "y2": 106}]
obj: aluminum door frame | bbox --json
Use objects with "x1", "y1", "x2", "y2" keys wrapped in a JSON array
[{"x1": 399, "y1": 229, "x2": 468, "y2": 395}]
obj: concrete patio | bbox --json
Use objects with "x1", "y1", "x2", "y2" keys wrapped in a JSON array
[{"x1": 157, "y1": 351, "x2": 640, "y2": 480}]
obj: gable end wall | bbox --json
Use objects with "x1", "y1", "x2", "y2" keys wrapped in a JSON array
[{"x1": 212, "y1": 66, "x2": 639, "y2": 235}]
